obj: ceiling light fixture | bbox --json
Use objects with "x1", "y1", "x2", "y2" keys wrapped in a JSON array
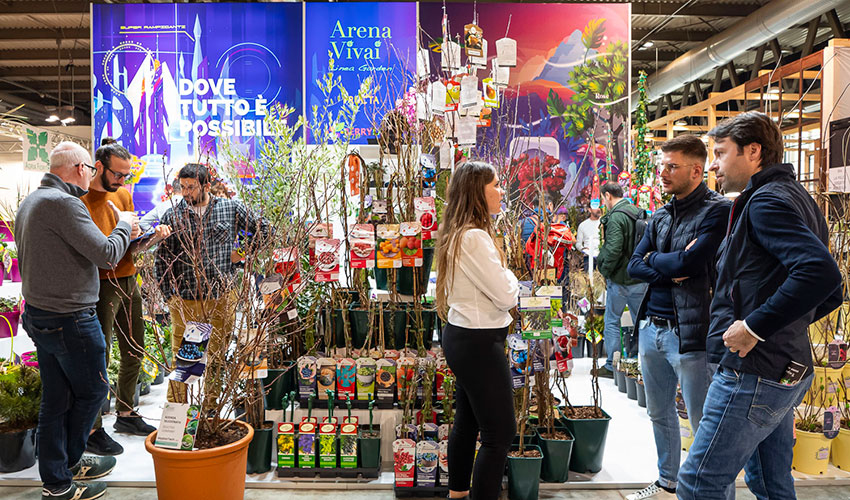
[{"x1": 45, "y1": 115, "x2": 60, "y2": 123}]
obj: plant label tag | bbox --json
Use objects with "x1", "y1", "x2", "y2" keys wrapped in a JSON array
[
  {"x1": 827, "y1": 339, "x2": 847, "y2": 369},
  {"x1": 297, "y1": 421, "x2": 317, "y2": 468},
  {"x1": 376, "y1": 358, "x2": 396, "y2": 406},
  {"x1": 417, "y1": 47, "x2": 430, "y2": 79},
  {"x1": 439, "y1": 141, "x2": 454, "y2": 171},
  {"x1": 416, "y1": 440, "x2": 439, "y2": 487},
  {"x1": 441, "y1": 40, "x2": 461, "y2": 70},
  {"x1": 469, "y1": 39, "x2": 488, "y2": 67},
  {"x1": 355, "y1": 357, "x2": 376, "y2": 401},
  {"x1": 482, "y1": 78, "x2": 499, "y2": 107},
  {"x1": 258, "y1": 275, "x2": 283, "y2": 295},
  {"x1": 496, "y1": 37, "x2": 517, "y2": 67},
  {"x1": 183, "y1": 322, "x2": 212, "y2": 343},
  {"x1": 315, "y1": 238, "x2": 340, "y2": 282},
  {"x1": 155, "y1": 403, "x2": 198, "y2": 450},
  {"x1": 824, "y1": 406, "x2": 840, "y2": 439},
  {"x1": 339, "y1": 422, "x2": 358, "y2": 468},
  {"x1": 399, "y1": 222, "x2": 423, "y2": 267},
  {"x1": 336, "y1": 357, "x2": 356, "y2": 401},
  {"x1": 431, "y1": 81, "x2": 447, "y2": 114},
  {"x1": 779, "y1": 360, "x2": 807, "y2": 386},
  {"x1": 393, "y1": 439, "x2": 416, "y2": 487},
  {"x1": 316, "y1": 357, "x2": 336, "y2": 399},
  {"x1": 297, "y1": 355, "x2": 317, "y2": 400},
  {"x1": 460, "y1": 75, "x2": 479, "y2": 109},
  {"x1": 493, "y1": 62, "x2": 510, "y2": 87},
  {"x1": 439, "y1": 440, "x2": 449, "y2": 485},
  {"x1": 277, "y1": 422, "x2": 296, "y2": 468},
  {"x1": 318, "y1": 422, "x2": 338, "y2": 468},
  {"x1": 519, "y1": 296, "x2": 552, "y2": 339},
  {"x1": 457, "y1": 116, "x2": 477, "y2": 146},
  {"x1": 376, "y1": 224, "x2": 403, "y2": 269},
  {"x1": 464, "y1": 23, "x2": 484, "y2": 57}
]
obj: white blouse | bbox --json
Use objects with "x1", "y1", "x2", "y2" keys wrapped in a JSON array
[{"x1": 446, "y1": 228, "x2": 519, "y2": 329}]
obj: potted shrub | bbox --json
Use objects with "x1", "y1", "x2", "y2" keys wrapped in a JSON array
[
  {"x1": 636, "y1": 374, "x2": 647, "y2": 408},
  {"x1": 0, "y1": 363, "x2": 41, "y2": 472},
  {"x1": 537, "y1": 361, "x2": 573, "y2": 483},
  {"x1": 0, "y1": 297, "x2": 21, "y2": 339},
  {"x1": 622, "y1": 358, "x2": 639, "y2": 401},
  {"x1": 832, "y1": 384, "x2": 850, "y2": 470},
  {"x1": 507, "y1": 341, "x2": 543, "y2": 499}
]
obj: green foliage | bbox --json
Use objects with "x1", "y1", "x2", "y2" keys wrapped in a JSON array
[
  {"x1": 0, "y1": 365, "x2": 41, "y2": 430},
  {"x1": 632, "y1": 71, "x2": 653, "y2": 186},
  {"x1": 0, "y1": 296, "x2": 17, "y2": 313}
]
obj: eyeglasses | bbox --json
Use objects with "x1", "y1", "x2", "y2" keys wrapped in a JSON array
[
  {"x1": 104, "y1": 164, "x2": 132, "y2": 182},
  {"x1": 79, "y1": 162, "x2": 97, "y2": 177}
]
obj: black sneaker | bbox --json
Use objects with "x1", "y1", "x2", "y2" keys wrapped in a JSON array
[
  {"x1": 114, "y1": 411, "x2": 157, "y2": 436},
  {"x1": 42, "y1": 481, "x2": 107, "y2": 499},
  {"x1": 71, "y1": 455, "x2": 116, "y2": 480},
  {"x1": 594, "y1": 367, "x2": 615, "y2": 379},
  {"x1": 86, "y1": 428, "x2": 124, "y2": 456}
]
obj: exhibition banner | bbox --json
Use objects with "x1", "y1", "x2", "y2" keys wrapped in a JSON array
[
  {"x1": 305, "y1": 2, "x2": 418, "y2": 144},
  {"x1": 92, "y1": 3, "x2": 302, "y2": 213}
]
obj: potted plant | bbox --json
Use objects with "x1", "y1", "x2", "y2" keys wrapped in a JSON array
[
  {"x1": 5, "y1": 248, "x2": 20, "y2": 283},
  {"x1": 622, "y1": 358, "x2": 639, "y2": 401},
  {"x1": 358, "y1": 397, "x2": 381, "y2": 469},
  {"x1": 636, "y1": 374, "x2": 647, "y2": 408},
  {"x1": 0, "y1": 297, "x2": 21, "y2": 339},
  {"x1": 792, "y1": 383, "x2": 833, "y2": 475},
  {"x1": 832, "y1": 380, "x2": 850, "y2": 470},
  {"x1": 537, "y1": 352, "x2": 574, "y2": 483},
  {"x1": 507, "y1": 340, "x2": 543, "y2": 499},
  {"x1": 0, "y1": 362, "x2": 41, "y2": 472}
]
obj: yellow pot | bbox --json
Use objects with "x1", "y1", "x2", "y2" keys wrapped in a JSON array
[
  {"x1": 679, "y1": 416, "x2": 694, "y2": 452},
  {"x1": 803, "y1": 367, "x2": 844, "y2": 406},
  {"x1": 831, "y1": 427, "x2": 850, "y2": 470},
  {"x1": 792, "y1": 429, "x2": 831, "y2": 475}
]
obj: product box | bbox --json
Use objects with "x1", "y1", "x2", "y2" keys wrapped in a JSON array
[
  {"x1": 399, "y1": 222, "x2": 423, "y2": 267},
  {"x1": 339, "y1": 421, "x2": 358, "y2": 468},
  {"x1": 277, "y1": 422, "x2": 296, "y2": 468},
  {"x1": 297, "y1": 356, "x2": 317, "y2": 401},
  {"x1": 316, "y1": 357, "x2": 336, "y2": 400},
  {"x1": 376, "y1": 224, "x2": 402, "y2": 269},
  {"x1": 416, "y1": 440, "x2": 439, "y2": 487},
  {"x1": 438, "y1": 440, "x2": 449, "y2": 486},
  {"x1": 349, "y1": 224, "x2": 376, "y2": 269},
  {"x1": 308, "y1": 223, "x2": 332, "y2": 266},
  {"x1": 315, "y1": 238, "x2": 340, "y2": 282},
  {"x1": 318, "y1": 422, "x2": 338, "y2": 468},
  {"x1": 336, "y1": 357, "x2": 356, "y2": 402},
  {"x1": 393, "y1": 438, "x2": 416, "y2": 487},
  {"x1": 519, "y1": 296, "x2": 553, "y2": 340},
  {"x1": 355, "y1": 357, "x2": 377, "y2": 401},
  {"x1": 297, "y1": 421, "x2": 316, "y2": 468},
  {"x1": 375, "y1": 358, "x2": 396, "y2": 406}
]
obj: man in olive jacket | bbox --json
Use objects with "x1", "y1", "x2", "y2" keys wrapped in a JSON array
[{"x1": 596, "y1": 181, "x2": 647, "y2": 377}]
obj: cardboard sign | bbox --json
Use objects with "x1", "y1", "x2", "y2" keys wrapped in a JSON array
[
  {"x1": 377, "y1": 224, "x2": 402, "y2": 269},
  {"x1": 416, "y1": 440, "x2": 439, "y2": 487},
  {"x1": 355, "y1": 357, "x2": 377, "y2": 401},
  {"x1": 297, "y1": 355, "x2": 317, "y2": 400},
  {"x1": 317, "y1": 357, "x2": 336, "y2": 399},
  {"x1": 336, "y1": 357, "x2": 356, "y2": 402},
  {"x1": 277, "y1": 422, "x2": 296, "y2": 468},
  {"x1": 298, "y1": 421, "x2": 316, "y2": 468},
  {"x1": 315, "y1": 238, "x2": 340, "y2": 282},
  {"x1": 519, "y1": 296, "x2": 552, "y2": 339},
  {"x1": 393, "y1": 439, "x2": 416, "y2": 487},
  {"x1": 376, "y1": 358, "x2": 397, "y2": 406},
  {"x1": 154, "y1": 403, "x2": 200, "y2": 450},
  {"x1": 400, "y1": 222, "x2": 423, "y2": 267},
  {"x1": 349, "y1": 224, "x2": 376, "y2": 269}
]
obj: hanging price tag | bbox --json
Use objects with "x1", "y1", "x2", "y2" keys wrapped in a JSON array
[
  {"x1": 460, "y1": 75, "x2": 479, "y2": 109},
  {"x1": 417, "y1": 47, "x2": 431, "y2": 80},
  {"x1": 431, "y1": 81, "x2": 447, "y2": 115},
  {"x1": 496, "y1": 37, "x2": 517, "y2": 67},
  {"x1": 439, "y1": 141, "x2": 454, "y2": 171},
  {"x1": 441, "y1": 40, "x2": 461, "y2": 70},
  {"x1": 469, "y1": 39, "x2": 487, "y2": 68}
]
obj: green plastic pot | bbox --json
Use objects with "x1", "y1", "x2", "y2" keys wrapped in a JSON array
[
  {"x1": 507, "y1": 444, "x2": 543, "y2": 500},
  {"x1": 382, "y1": 306, "x2": 408, "y2": 350},
  {"x1": 263, "y1": 362, "x2": 295, "y2": 410},
  {"x1": 537, "y1": 426, "x2": 574, "y2": 483},
  {"x1": 560, "y1": 407, "x2": 611, "y2": 473},
  {"x1": 246, "y1": 422, "x2": 273, "y2": 474},
  {"x1": 512, "y1": 429, "x2": 538, "y2": 448},
  {"x1": 358, "y1": 424, "x2": 381, "y2": 469}
]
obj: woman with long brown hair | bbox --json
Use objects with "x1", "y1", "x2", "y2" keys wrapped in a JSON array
[{"x1": 436, "y1": 161, "x2": 518, "y2": 500}]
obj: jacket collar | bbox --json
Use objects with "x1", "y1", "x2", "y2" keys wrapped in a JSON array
[
  {"x1": 743, "y1": 163, "x2": 795, "y2": 193},
  {"x1": 663, "y1": 182, "x2": 709, "y2": 215},
  {"x1": 40, "y1": 172, "x2": 87, "y2": 198}
]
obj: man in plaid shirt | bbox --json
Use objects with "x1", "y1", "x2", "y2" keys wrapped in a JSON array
[{"x1": 154, "y1": 163, "x2": 269, "y2": 404}]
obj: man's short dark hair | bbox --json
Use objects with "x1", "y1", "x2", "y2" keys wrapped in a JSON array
[
  {"x1": 101, "y1": 137, "x2": 117, "y2": 146},
  {"x1": 600, "y1": 181, "x2": 623, "y2": 198},
  {"x1": 661, "y1": 134, "x2": 707, "y2": 164},
  {"x1": 707, "y1": 111, "x2": 783, "y2": 166},
  {"x1": 178, "y1": 163, "x2": 210, "y2": 185},
  {"x1": 94, "y1": 142, "x2": 131, "y2": 169}
]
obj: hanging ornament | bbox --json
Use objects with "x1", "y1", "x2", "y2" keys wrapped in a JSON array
[{"x1": 637, "y1": 184, "x2": 652, "y2": 211}]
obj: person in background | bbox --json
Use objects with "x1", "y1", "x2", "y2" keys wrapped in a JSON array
[
  {"x1": 436, "y1": 161, "x2": 518, "y2": 500},
  {"x1": 596, "y1": 181, "x2": 647, "y2": 378},
  {"x1": 678, "y1": 112, "x2": 842, "y2": 499},
  {"x1": 138, "y1": 177, "x2": 182, "y2": 232},
  {"x1": 575, "y1": 207, "x2": 601, "y2": 271},
  {"x1": 625, "y1": 135, "x2": 731, "y2": 500},
  {"x1": 15, "y1": 141, "x2": 136, "y2": 500},
  {"x1": 81, "y1": 141, "x2": 170, "y2": 456}
]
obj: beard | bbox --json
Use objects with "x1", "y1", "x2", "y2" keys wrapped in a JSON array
[
  {"x1": 101, "y1": 175, "x2": 120, "y2": 193},
  {"x1": 186, "y1": 192, "x2": 208, "y2": 206}
]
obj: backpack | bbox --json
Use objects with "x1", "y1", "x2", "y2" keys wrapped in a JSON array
[{"x1": 612, "y1": 207, "x2": 649, "y2": 258}]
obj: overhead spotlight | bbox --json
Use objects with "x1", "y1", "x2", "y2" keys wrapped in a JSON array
[
  {"x1": 45, "y1": 115, "x2": 60, "y2": 123},
  {"x1": 767, "y1": 86, "x2": 780, "y2": 94},
  {"x1": 643, "y1": 41, "x2": 654, "y2": 49},
  {"x1": 61, "y1": 116, "x2": 76, "y2": 125}
]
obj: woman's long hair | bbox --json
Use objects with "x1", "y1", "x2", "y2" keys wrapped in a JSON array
[{"x1": 435, "y1": 161, "x2": 503, "y2": 320}]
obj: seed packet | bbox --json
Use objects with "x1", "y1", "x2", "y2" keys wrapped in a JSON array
[
  {"x1": 308, "y1": 223, "x2": 332, "y2": 266},
  {"x1": 297, "y1": 355, "x2": 317, "y2": 401},
  {"x1": 339, "y1": 421, "x2": 358, "y2": 468},
  {"x1": 393, "y1": 439, "x2": 416, "y2": 487},
  {"x1": 316, "y1": 357, "x2": 336, "y2": 400},
  {"x1": 355, "y1": 357, "x2": 377, "y2": 401},
  {"x1": 414, "y1": 197, "x2": 437, "y2": 249},
  {"x1": 297, "y1": 421, "x2": 317, "y2": 468},
  {"x1": 318, "y1": 422, "x2": 338, "y2": 468},
  {"x1": 376, "y1": 358, "x2": 396, "y2": 406},
  {"x1": 277, "y1": 422, "x2": 296, "y2": 468},
  {"x1": 464, "y1": 23, "x2": 484, "y2": 57},
  {"x1": 439, "y1": 440, "x2": 449, "y2": 486},
  {"x1": 416, "y1": 440, "x2": 439, "y2": 487},
  {"x1": 349, "y1": 224, "x2": 375, "y2": 269},
  {"x1": 315, "y1": 238, "x2": 340, "y2": 282},
  {"x1": 399, "y1": 222, "x2": 423, "y2": 267},
  {"x1": 519, "y1": 296, "x2": 552, "y2": 340},
  {"x1": 377, "y1": 224, "x2": 402, "y2": 269},
  {"x1": 336, "y1": 357, "x2": 356, "y2": 402}
]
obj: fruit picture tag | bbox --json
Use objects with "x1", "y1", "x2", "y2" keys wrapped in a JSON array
[
  {"x1": 431, "y1": 80, "x2": 447, "y2": 114},
  {"x1": 441, "y1": 39, "x2": 461, "y2": 70},
  {"x1": 376, "y1": 224, "x2": 402, "y2": 269},
  {"x1": 460, "y1": 75, "x2": 479, "y2": 109},
  {"x1": 355, "y1": 357, "x2": 376, "y2": 401},
  {"x1": 414, "y1": 197, "x2": 437, "y2": 248},
  {"x1": 349, "y1": 223, "x2": 376, "y2": 269},
  {"x1": 308, "y1": 223, "x2": 332, "y2": 266},
  {"x1": 496, "y1": 37, "x2": 517, "y2": 67},
  {"x1": 183, "y1": 322, "x2": 212, "y2": 343},
  {"x1": 464, "y1": 23, "x2": 484, "y2": 57},
  {"x1": 258, "y1": 275, "x2": 283, "y2": 295},
  {"x1": 336, "y1": 357, "x2": 356, "y2": 401},
  {"x1": 399, "y1": 222, "x2": 423, "y2": 267},
  {"x1": 445, "y1": 77, "x2": 461, "y2": 112},
  {"x1": 824, "y1": 406, "x2": 840, "y2": 439},
  {"x1": 375, "y1": 358, "x2": 396, "y2": 406},
  {"x1": 315, "y1": 238, "x2": 340, "y2": 282},
  {"x1": 417, "y1": 47, "x2": 431, "y2": 79},
  {"x1": 371, "y1": 200, "x2": 388, "y2": 224},
  {"x1": 316, "y1": 357, "x2": 336, "y2": 399},
  {"x1": 827, "y1": 339, "x2": 847, "y2": 369},
  {"x1": 469, "y1": 39, "x2": 487, "y2": 67},
  {"x1": 519, "y1": 296, "x2": 552, "y2": 339},
  {"x1": 482, "y1": 78, "x2": 499, "y2": 108},
  {"x1": 297, "y1": 355, "x2": 317, "y2": 401}
]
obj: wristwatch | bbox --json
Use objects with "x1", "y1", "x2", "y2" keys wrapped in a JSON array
[{"x1": 642, "y1": 251, "x2": 654, "y2": 264}]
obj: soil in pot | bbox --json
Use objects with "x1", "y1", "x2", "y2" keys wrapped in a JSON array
[
  {"x1": 560, "y1": 406, "x2": 611, "y2": 474},
  {"x1": 194, "y1": 422, "x2": 250, "y2": 450},
  {"x1": 358, "y1": 424, "x2": 381, "y2": 469},
  {"x1": 538, "y1": 428, "x2": 574, "y2": 483},
  {"x1": 507, "y1": 444, "x2": 543, "y2": 500}
]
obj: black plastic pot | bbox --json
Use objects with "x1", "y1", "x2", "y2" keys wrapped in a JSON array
[
  {"x1": 382, "y1": 306, "x2": 408, "y2": 350},
  {"x1": 152, "y1": 371, "x2": 164, "y2": 385},
  {"x1": 0, "y1": 427, "x2": 36, "y2": 472},
  {"x1": 374, "y1": 248, "x2": 434, "y2": 296},
  {"x1": 507, "y1": 444, "x2": 543, "y2": 500},
  {"x1": 572, "y1": 337, "x2": 586, "y2": 359},
  {"x1": 560, "y1": 407, "x2": 611, "y2": 473},
  {"x1": 625, "y1": 376, "x2": 638, "y2": 400},
  {"x1": 637, "y1": 381, "x2": 647, "y2": 408},
  {"x1": 349, "y1": 307, "x2": 372, "y2": 350},
  {"x1": 358, "y1": 424, "x2": 381, "y2": 469},
  {"x1": 140, "y1": 380, "x2": 151, "y2": 396},
  {"x1": 246, "y1": 421, "x2": 274, "y2": 474},
  {"x1": 512, "y1": 430, "x2": 538, "y2": 448},
  {"x1": 537, "y1": 426, "x2": 574, "y2": 483},
  {"x1": 616, "y1": 370, "x2": 627, "y2": 393},
  {"x1": 263, "y1": 362, "x2": 295, "y2": 410}
]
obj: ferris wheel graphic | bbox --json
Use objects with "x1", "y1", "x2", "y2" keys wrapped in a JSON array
[{"x1": 102, "y1": 41, "x2": 157, "y2": 96}]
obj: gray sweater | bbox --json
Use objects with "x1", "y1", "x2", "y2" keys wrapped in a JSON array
[{"x1": 14, "y1": 173, "x2": 131, "y2": 313}]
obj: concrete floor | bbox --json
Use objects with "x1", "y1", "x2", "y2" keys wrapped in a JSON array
[{"x1": 1, "y1": 486, "x2": 849, "y2": 499}]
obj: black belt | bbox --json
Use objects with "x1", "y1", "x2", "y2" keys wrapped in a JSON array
[{"x1": 647, "y1": 316, "x2": 675, "y2": 329}]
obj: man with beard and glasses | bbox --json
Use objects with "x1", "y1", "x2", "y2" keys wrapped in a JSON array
[
  {"x1": 81, "y1": 140, "x2": 170, "y2": 455},
  {"x1": 154, "y1": 163, "x2": 269, "y2": 406}
]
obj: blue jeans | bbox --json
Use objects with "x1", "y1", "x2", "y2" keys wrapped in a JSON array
[
  {"x1": 24, "y1": 304, "x2": 109, "y2": 492},
  {"x1": 603, "y1": 282, "x2": 646, "y2": 371},
  {"x1": 677, "y1": 366, "x2": 813, "y2": 500},
  {"x1": 638, "y1": 320, "x2": 711, "y2": 489}
]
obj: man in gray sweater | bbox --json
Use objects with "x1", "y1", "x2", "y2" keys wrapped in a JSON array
[{"x1": 15, "y1": 141, "x2": 136, "y2": 500}]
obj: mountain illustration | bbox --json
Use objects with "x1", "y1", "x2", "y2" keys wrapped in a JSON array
[{"x1": 534, "y1": 30, "x2": 597, "y2": 85}]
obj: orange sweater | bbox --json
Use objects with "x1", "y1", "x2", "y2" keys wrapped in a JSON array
[{"x1": 81, "y1": 188, "x2": 136, "y2": 280}]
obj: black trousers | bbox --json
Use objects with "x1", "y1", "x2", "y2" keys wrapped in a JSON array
[{"x1": 442, "y1": 323, "x2": 516, "y2": 500}]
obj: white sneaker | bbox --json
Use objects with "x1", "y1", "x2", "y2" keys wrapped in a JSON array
[{"x1": 626, "y1": 482, "x2": 677, "y2": 500}]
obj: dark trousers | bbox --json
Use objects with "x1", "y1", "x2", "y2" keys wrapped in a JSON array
[
  {"x1": 23, "y1": 304, "x2": 108, "y2": 491},
  {"x1": 443, "y1": 323, "x2": 515, "y2": 500}
]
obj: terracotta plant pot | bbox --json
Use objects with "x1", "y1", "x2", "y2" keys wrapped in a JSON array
[
  {"x1": 145, "y1": 420, "x2": 254, "y2": 500},
  {"x1": 792, "y1": 428, "x2": 831, "y2": 475}
]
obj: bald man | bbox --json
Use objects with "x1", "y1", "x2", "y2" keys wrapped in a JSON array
[{"x1": 15, "y1": 141, "x2": 137, "y2": 500}]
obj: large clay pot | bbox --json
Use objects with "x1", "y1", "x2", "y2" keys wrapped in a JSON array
[{"x1": 145, "y1": 420, "x2": 254, "y2": 500}]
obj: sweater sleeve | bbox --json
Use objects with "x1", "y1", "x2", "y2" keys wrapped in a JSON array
[
  {"x1": 55, "y1": 197, "x2": 131, "y2": 269},
  {"x1": 627, "y1": 218, "x2": 664, "y2": 284},
  {"x1": 647, "y1": 203, "x2": 729, "y2": 279},
  {"x1": 457, "y1": 229, "x2": 519, "y2": 311},
  {"x1": 744, "y1": 195, "x2": 842, "y2": 339}
]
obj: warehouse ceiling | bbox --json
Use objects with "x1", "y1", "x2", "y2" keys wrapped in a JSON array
[{"x1": 0, "y1": 0, "x2": 848, "y2": 125}]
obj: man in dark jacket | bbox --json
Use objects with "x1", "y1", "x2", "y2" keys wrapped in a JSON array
[
  {"x1": 678, "y1": 112, "x2": 842, "y2": 500},
  {"x1": 597, "y1": 181, "x2": 647, "y2": 377},
  {"x1": 625, "y1": 135, "x2": 731, "y2": 500}
]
